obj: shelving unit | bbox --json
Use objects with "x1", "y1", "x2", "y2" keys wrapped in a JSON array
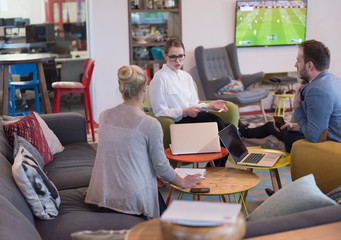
[{"x1": 128, "y1": 0, "x2": 182, "y2": 78}]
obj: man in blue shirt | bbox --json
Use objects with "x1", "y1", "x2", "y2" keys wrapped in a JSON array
[{"x1": 277, "y1": 40, "x2": 341, "y2": 152}]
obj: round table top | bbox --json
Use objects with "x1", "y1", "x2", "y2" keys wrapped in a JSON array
[
  {"x1": 228, "y1": 147, "x2": 291, "y2": 170},
  {"x1": 0, "y1": 53, "x2": 57, "y2": 65},
  {"x1": 171, "y1": 167, "x2": 260, "y2": 195},
  {"x1": 165, "y1": 147, "x2": 228, "y2": 163}
]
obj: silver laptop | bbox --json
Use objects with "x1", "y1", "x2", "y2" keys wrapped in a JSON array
[
  {"x1": 169, "y1": 122, "x2": 221, "y2": 155},
  {"x1": 218, "y1": 124, "x2": 282, "y2": 167}
]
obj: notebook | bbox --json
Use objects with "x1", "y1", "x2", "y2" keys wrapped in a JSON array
[
  {"x1": 169, "y1": 122, "x2": 221, "y2": 155},
  {"x1": 218, "y1": 124, "x2": 282, "y2": 167}
]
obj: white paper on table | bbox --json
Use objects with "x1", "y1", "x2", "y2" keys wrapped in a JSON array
[
  {"x1": 174, "y1": 168, "x2": 206, "y2": 178},
  {"x1": 161, "y1": 200, "x2": 241, "y2": 226}
]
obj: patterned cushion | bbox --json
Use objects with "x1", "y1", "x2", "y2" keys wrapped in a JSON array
[
  {"x1": 2, "y1": 112, "x2": 64, "y2": 156},
  {"x1": 217, "y1": 79, "x2": 244, "y2": 95},
  {"x1": 327, "y1": 186, "x2": 341, "y2": 204},
  {"x1": 3, "y1": 112, "x2": 53, "y2": 165},
  {"x1": 12, "y1": 135, "x2": 61, "y2": 220}
]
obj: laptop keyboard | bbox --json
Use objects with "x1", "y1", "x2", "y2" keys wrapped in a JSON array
[{"x1": 243, "y1": 153, "x2": 265, "y2": 163}]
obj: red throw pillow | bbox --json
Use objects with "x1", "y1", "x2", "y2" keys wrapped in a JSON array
[{"x1": 3, "y1": 112, "x2": 53, "y2": 165}]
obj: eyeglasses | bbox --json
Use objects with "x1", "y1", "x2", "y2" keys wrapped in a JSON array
[{"x1": 167, "y1": 54, "x2": 186, "y2": 61}]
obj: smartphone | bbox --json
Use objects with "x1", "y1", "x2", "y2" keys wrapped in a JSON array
[
  {"x1": 190, "y1": 188, "x2": 210, "y2": 193},
  {"x1": 273, "y1": 116, "x2": 285, "y2": 129}
]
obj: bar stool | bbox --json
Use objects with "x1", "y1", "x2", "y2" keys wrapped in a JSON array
[
  {"x1": 8, "y1": 64, "x2": 41, "y2": 116},
  {"x1": 52, "y1": 58, "x2": 96, "y2": 142}
]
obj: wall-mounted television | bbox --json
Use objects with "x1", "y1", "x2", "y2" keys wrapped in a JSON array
[{"x1": 235, "y1": 0, "x2": 307, "y2": 47}]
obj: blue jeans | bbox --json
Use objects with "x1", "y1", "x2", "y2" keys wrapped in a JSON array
[{"x1": 283, "y1": 131, "x2": 306, "y2": 153}]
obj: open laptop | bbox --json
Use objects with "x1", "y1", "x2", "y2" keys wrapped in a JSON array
[
  {"x1": 218, "y1": 124, "x2": 282, "y2": 167},
  {"x1": 169, "y1": 122, "x2": 221, "y2": 155}
]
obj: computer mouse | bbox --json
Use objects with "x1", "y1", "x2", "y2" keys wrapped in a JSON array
[
  {"x1": 275, "y1": 89, "x2": 284, "y2": 94},
  {"x1": 75, "y1": 55, "x2": 80, "y2": 58},
  {"x1": 285, "y1": 89, "x2": 296, "y2": 94}
]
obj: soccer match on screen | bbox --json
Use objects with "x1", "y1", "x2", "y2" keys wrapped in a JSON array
[{"x1": 235, "y1": 0, "x2": 307, "y2": 47}]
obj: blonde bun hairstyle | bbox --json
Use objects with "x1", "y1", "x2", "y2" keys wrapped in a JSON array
[{"x1": 118, "y1": 65, "x2": 147, "y2": 100}]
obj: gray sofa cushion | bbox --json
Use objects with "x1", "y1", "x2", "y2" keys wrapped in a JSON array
[
  {"x1": 245, "y1": 205, "x2": 341, "y2": 238},
  {"x1": 35, "y1": 187, "x2": 146, "y2": 240},
  {"x1": 0, "y1": 120, "x2": 14, "y2": 164},
  {"x1": 0, "y1": 195, "x2": 42, "y2": 240},
  {"x1": 0, "y1": 154, "x2": 35, "y2": 224},
  {"x1": 44, "y1": 143, "x2": 96, "y2": 190}
]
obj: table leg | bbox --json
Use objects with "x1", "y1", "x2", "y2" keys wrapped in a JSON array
[
  {"x1": 37, "y1": 63, "x2": 52, "y2": 113},
  {"x1": 237, "y1": 192, "x2": 249, "y2": 216},
  {"x1": 269, "y1": 169, "x2": 281, "y2": 192},
  {"x1": 2, "y1": 66, "x2": 9, "y2": 115},
  {"x1": 209, "y1": 161, "x2": 215, "y2": 167},
  {"x1": 166, "y1": 187, "x2": 174, "y2": 207},
  {"x1": 238, "y1": 168, "x2": 253, "y2": 203}
]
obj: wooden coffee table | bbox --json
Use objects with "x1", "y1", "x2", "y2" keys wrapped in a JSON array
[
  {"x1": 164, "y1": 147, "x2": 228, "y2": 206},
  {"x1": 170, "y1": 167, "x2": 260, "y2": 215}
]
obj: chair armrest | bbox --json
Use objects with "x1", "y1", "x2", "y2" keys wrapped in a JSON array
[
  {"x1": 199, "y1": 101, "x2": 239, "y2": 127},
  {"x1": 291, "y1": 139, "x2": 341, "y2": 194},
  {"x1": 241, "y1": 72, "x2": 265, "y2": 89},
  {"x1": 40, "y1": 112, "x2": 87, "y2": 145},
  {"x1": 144, "y1": 112, "x2": 174, "y2": 149}
]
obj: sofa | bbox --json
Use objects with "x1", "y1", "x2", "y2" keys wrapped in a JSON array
[
  {"x1": 0, "y1": 112, "x2": 145, "y2": 240},
  {"x1": 1, "y1": 112, "x2": 340, "y2": 240}
]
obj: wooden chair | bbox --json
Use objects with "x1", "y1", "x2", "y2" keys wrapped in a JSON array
[{"x1": 52, "y1": 58, "x2": 96, "y2": 142}]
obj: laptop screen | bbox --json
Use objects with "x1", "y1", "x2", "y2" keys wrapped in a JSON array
[{"x1": 218, "y1": 124, "x2": 248, "y2": 163}]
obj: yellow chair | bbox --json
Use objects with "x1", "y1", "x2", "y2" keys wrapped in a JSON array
[
  {"x1": 290, "y1": 139, "x2": 341, "y2": 194},
  {"x1": 142, "y1": 81, "x2": 239, "y2": 150}
]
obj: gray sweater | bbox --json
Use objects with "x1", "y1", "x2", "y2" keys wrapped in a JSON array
[{"x1": 85, "y1": 104, "x2": 176, "y2": 218}]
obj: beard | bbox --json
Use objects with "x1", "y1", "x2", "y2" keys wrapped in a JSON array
[{"x1": 298, "y1": 68, "x2": 309, "y2": 84}]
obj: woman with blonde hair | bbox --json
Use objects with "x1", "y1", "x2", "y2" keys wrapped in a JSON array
[{"x1": 85, "y1": 65, "x2": 201, "y2": 219}]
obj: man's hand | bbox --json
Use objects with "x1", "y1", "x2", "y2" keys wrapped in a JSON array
[
  {"x1": 208, "y1": 100, "x2": 228, "y2": 112},
  {"x1": 293, "y1": 84, "x2": 304, "y2": 109},
  {"x1": 183, "y1": 107, "x2": 201, "y2": 118},
  {"x1": 273, "y1": 120, "x2": 299, "y2": 132}
]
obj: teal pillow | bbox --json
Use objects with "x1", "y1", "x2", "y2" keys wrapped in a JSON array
[{"x1": 247, "y1": 174, "x2": 337, "y2": 221}]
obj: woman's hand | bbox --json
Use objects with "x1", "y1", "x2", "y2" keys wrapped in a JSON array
[
  {"x1": 157, "y1": 176, "x2": 167, "y2": 188},
  {"x1": 171, "y1": 173, "x2": 202, "y2": 189},
  {"x1": 181, "y1": 174, "x2": 202, "y2": 189},
  {"x1": 208, "y1": 100, "x2": 228, "y2": 112},
  {"x1": 183, "y1": 107, "x2": 201, "y2": 118}
]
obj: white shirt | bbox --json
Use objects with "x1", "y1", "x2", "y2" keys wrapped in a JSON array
[{"x1": 149, "y1": 64, "x2": 207, "y2": 122}]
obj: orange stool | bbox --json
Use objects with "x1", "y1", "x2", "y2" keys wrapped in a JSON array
[{"x1": 52, "y1": 58, "x2": 96, "y2": 142}]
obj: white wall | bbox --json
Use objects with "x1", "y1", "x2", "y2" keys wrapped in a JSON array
[
  {"x1": 87, "y1": 0, "x2": 341, "y2": 121},
  {"x1": 0, "y1": 0, "x2": 44, "y2": 23},
  {"x1": 88, "y1": 0, "x2": 129, "y2": 121}
]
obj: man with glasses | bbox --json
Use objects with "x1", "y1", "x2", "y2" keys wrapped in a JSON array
[
  {"x1": 274, "y1": 40, "x2": 341, "y2": 152},
  {"x1": 149, "y1": 38, "x2": 230, "y2": 167}
]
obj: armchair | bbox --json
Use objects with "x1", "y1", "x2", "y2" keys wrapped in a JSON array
[
  {"x1": 290, "y1": 139, "x2": 341, "y2": 194},
  {"x1": 142, "y1": 82, "x2": 239, "y2": 150},
  {"x1": 195, "y1": 43, "x2": 269, "y2": 122}
]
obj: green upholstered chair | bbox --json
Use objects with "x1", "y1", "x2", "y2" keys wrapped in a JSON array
[
  {"x1": 290, "y1": 139, "x2": 341, "y2": 194},
  {"x1": 142, "y1": 81, "x2": 239, "y2": 151}
]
